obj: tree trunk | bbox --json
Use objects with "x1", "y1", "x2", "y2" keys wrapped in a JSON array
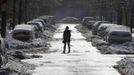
[
  {"x1": 1, "y1": 0, "x2": 7, "y2": 38},
  {"x1": 12, "y1": 0, "x2": 16, "y2": 29},
  {"x1": 117, "y1": 9, "x2": 123, "y2": 25},
  {"x1": 18, "y1": 0, "x2": 22, "y2": 24},
  {"x1": 130, "y1": 8, "x2": 134, "y2": 33},
  {"x1": 24, "y1": 0, "x2": 27, "y2": 24}
]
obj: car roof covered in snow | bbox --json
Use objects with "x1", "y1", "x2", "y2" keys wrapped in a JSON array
[
  {"x1": 99, "y1": 23, "x2": 116, "y2": 28},
  {"x1": 109, "y1": 25, "x2": 131, "y2": 32},
  {"x1": 14, "y1": 24, "x2": 34, "y2": 31},
  {"x1": 33, "y1": 19, "x2": 44, "y2": 22},
  {"x1": 93, "y1": 21, "x2": 110, "y2": 26},
  {"x1": 98, "y1": 23, "x2": 114, "y2": 29}
]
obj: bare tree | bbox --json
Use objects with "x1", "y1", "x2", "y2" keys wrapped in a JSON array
[{"x1": 1, "y1": 0, "x2": 7, "y2": 38}]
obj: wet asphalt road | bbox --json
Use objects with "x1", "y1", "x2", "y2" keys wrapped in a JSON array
[{"x1": 23, "y1": 24, "x2": 125, "y2": 75}]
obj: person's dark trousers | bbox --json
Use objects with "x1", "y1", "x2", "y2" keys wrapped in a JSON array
[{"x1": 63, "y1": 42, "x2": 70, "y2": 53}]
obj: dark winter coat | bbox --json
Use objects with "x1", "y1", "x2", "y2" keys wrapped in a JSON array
[{"x1": 63, "y1": 30, "x2": 71, "y2": 43}]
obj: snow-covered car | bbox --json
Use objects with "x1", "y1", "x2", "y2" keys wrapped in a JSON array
[
  {"x1": 97, "y1": 23, "x2": 116, "y2": 38},
  {"x1": 12, "y1": 24, "x2": 36, "y2": 41},
  {"x1": 92, "y1": 21, "x2": 110, "y2": 35},
  {"x1": 40, "y1": 16, "x2": 56, "y2": 25},
  {"x1": 86, "y1": 20, "x2": 95, "y2": 29},
  {"x1": 32, "y1": 19, "x2": 46, "y2": 28},
  {"x1": 27, "y1": 21, "x2": 42, "y2": 38},
  {"x1": 39, "y1": 16, "x2": 49, "y2": 24},
  {"x1": 38, "y1": 16, "x2": 54, "y2": 25},
  {"x1": 27, "y1": 22, "x2": 44, "y2": 33},
  {"x1": 106, "y1": 25, "x2": 132, "y2": 43},
  {"x1": 103, "y1": 25, "x2": 118, "y2": 40},
  {"x1": 34, "y1": 22, "x2": 44, "y2": 33},
  {"x1": 82, "y1": 17, "x2": 94, "y2": 26}
]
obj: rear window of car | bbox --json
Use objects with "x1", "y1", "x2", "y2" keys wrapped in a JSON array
[
  {"x1": 122, "y1": 33, "x2": 131, "y2": 37},
  {"x1": 111, "y1": 33, "x2": 120, "y2": 36},
  {"x1": 111, "y1": 32, "x2": 131, "y2": 37},
  {"x1": 13, "y1": 31, "x2": 31, "y2": 35}
]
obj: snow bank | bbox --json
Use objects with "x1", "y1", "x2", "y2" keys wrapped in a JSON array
[
  {"x1": 6, "y1": 38, "x2": 47, "y2": 49},
  {"x1": 76, "y1": 24, "x2": 134, "y2": 54},
  {"x1": 1, "y1": 56, "x2": 35, "y2": 75},
  {"x1": 117, "y1": 57, "x2": 134, "y2": 75},
  {"x1": 92, "y1": 37, "x2": 134, "y2": 54}
]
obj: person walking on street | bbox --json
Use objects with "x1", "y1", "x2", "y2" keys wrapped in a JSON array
[{"x1": 63, "y1": 26, "x2": 71, "y2": 53}]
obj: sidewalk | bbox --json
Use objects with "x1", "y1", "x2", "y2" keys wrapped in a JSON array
[{"x1": 23, "y1": 24, "x2": 124, "y2": 75}]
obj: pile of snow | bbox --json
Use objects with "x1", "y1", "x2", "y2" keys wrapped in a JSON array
[
  {"x1": 76, "y1": 24, "x2": 134, "y2": 54},
  {"x1": 109, "y1": 42, "x2": 134, "y2": 54},
  {"x1": 3, "y1": 56, "x2": 35, "y2": 75},
  {"x1": 117, "y1": 57, "x2": 134, "y2": 75},
  {"x1": 91, "y1": 37, "x2": 134, "y2": 54},
  {"x1": 6, "y1": 38, "x2": 47, "y2": 49}
]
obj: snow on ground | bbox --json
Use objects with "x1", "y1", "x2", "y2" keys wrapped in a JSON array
[
  {"x1": 76, "y1": 24, "x2": 134, "y2": 75},
  {"x1": 115, "y1": 33, "x2": 134, "y2": 75},
  {"x1": 6, "y1": 38, "x2": 47, "y2": 49},
  {"x1": 22, "y1": 24, "x2": 129, "y2": 75},
  {"x1": 76, "y1": 25, "x2": 134, "y2": 54},
  {"x1": 117, "y1": 57, "x2": 134, "y2": 75}
]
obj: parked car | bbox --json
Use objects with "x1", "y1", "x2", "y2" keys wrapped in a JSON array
[
  {"x1": 103, "y1": 24, "x2": 118, "y2": 40},
  {"x1": 34, "y1": 22, "x2": 44, "y2": 33},
  {"x1": 27, "y1": 21, "x2": 44, "y2": 32},
  {"x1": 97, "y1": 23, "x2": 116, "y2": 38},
  {"x1": 106, "y1": 25, "x2": 132, "y2": 44},
  {"x1": 39, "y1": 16, "x2": 49, "y2": 24},
  {"x1": 86, "y1": 20, "x2": 95, "y2": 29},
  {"x1": 12, "y1": 24, "x2": 36, "y2": 41},
  {"x1": 32, "y1": 19, "x2": 46, "y2": 28},
  {"x1": 27, "y1": 21, "x2": 44, "y2": 38},
  {"x1": 82, "y1": 17, "x2": 94, "y2": 26},
  {"x1": 27, "y1": 21, "x2": 43, "y2": 38},
  {"x1": 92, "y1": 21, "x2": 110, "y2": 35},
  {"x1": 0, "y1": 35, "x2": 7, "y2": 68},
  {"x1": 44, "y1": 16, "x2": 56, "y2": 25},
  {"x1": 38, "y1": 16, "x2": 51, "y2": 25}
]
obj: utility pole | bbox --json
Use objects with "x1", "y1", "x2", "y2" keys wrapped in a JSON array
[{"x1": 1, "y1": 0, "x2": 7, "y2": 38}]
